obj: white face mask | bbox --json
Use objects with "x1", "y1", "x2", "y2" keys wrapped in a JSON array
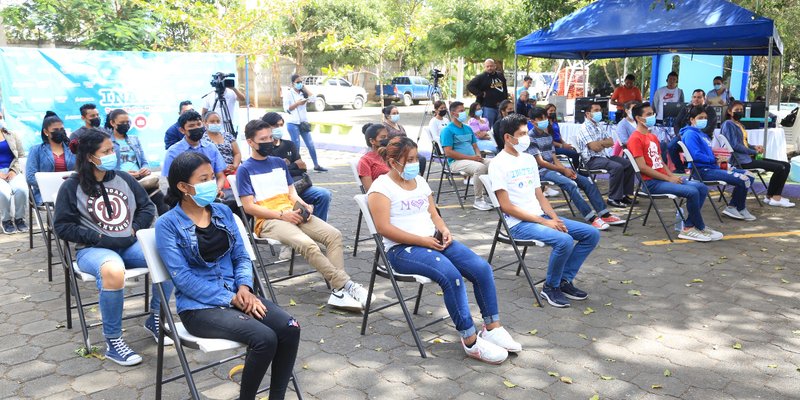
[{"x1": 512, "y1": 135, "x2": 530, "y2": 153}]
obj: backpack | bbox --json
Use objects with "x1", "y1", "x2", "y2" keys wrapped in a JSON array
[{"x1": 781, "y1": 107, "x2": 798, "y2": 127}]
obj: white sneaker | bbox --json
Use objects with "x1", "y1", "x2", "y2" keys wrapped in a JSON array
[
  {"x1": 677, "y1": 227, "x2": 712, "y2": 242},
  {"x1": 701, "y1": 227, "x2": 724, "y2": 241},
  {"x1": 543, "y1": 187, "x2": 560, "y2": 197},
  {"x1": 722, "y1": 206, "x2": 744, "y2": 220},
  {"x1": 462, "y1": 336, "x2": 508, "y2": 365},
  {"x1": 278, "y1": 246, "x2": 293, "y2": 261},
  {"x1": 739, "y1": 208, "x2": 757, "y2": 221},
  {"x1": 345, "y1": 282, "x2": 375, "y2": 309},
  {"x1": 479, "y1": 326, "x2": 522, "y2": 353},
  {"x1": 778, "y1": 198, "x2": 796, "y2": 207},
  {"x1": 472, "y1": 198, "x2": 493, "y2": 211},
  {"x1": 328, "y1": 288, "x2": 363, "y2": 312},
  {"x1": 766, "y1": 197, "x2": 796, "y2": 207}
]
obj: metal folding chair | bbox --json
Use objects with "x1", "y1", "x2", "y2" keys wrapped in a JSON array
[
  {"x1": 423, "y1": 127, "x2": 469, "y2": 209},
  {"x1": 34, "y1": 171, "x2": 75, "y2": 281},
  {"x1": 353, "y1": 194, "x2": 447, "y2": 358},
  {"x1": 137, "y1": 217, "x2": 303, "y2": 400},
  {"x1": 540, "y1": 179, "x2": 576, "y2": 217},
  {"x1": 676, "y1": 141, "x2": 726, "y2": 223},
  {"x1": 621, "y1": 149, "x2": 685, "y2": 243},
  {"x1": 348, "y1": 158, "x2": 372, "y2": 256},
  {"x1": 479, "y1": 175, "x2": 546, "y2": 306}
]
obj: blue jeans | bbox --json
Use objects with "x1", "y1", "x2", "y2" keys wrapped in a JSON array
[
  {"x1": 287, "y1": 123, "x2": 320, "y2": 168},
  {"x1": 667, "y1": 136, "x2": 685, "y2": 172},
  {"x1": 482, "y1": 107, "x2": 499, "y2": 127},
  {"x1": 476, "y1": 139, "x2": 497, "y2": 153},
  {"x1": 76, "y1": 243, "x2": 173, "y2": 338},
  {"x1": 509, "y1": 217, "x2": 600, "y2": 288},
  {"x1": 299, "y1": 185, "x2": 331, "y2": 221},
  {"x1": 644, "y1": 179, "x2": 708, "y2": 230},
  {"x1": 386, "y1": 240, "x2": 499, "y2": 339},
  {"x1": 697, "y1": 167, "x2": 753, "y2": 211},
  {"x1": 541, "y1": 169, "x2": 609, "y2": 221}
]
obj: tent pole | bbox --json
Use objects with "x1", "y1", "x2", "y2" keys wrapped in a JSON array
[
  {"x1": 763, "y1": 37, "x2": 773, "y2": 147},
  {"x1": 245, "y1": 55, "x2": 250, "y2": 122},
  {"x1": 514, "y1": 53, "x2": 518, "y2": 100},
  {"x1": 777, "y1": 55, "x2": 783, "y2": 111}
]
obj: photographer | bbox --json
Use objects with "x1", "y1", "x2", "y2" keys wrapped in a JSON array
[
  {"x1": 283, "y1": 74, "x2": 326, "y2": 172},
  {"x1": 202, "y1": 73, "x2": 245, "y2": 138}
]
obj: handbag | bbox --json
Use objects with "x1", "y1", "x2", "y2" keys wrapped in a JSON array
[
  {"x1": 292, "y1": 173, "x2": 313, "y2": 194},
  {"x1": 299, "y1": 121, "x2": 312, "y2": 134}
]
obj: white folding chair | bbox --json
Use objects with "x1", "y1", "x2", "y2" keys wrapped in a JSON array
[
  {"x1": 423, "y1": 127, "x2": 469, "y2": 209},
  {"x1": 34, "y1": 171, "x2": 74, "y2": 281},
  {"x1": 348, "y1": 158, "x2": 372, "y2": 256},
  {"x1": 354, "y1": 194, "x2": 447, "y2": 358},
  {"x1": 480, "y1": 175, "x2": 546, "y2": 306},
  {"x1": 676, "y1": 141, "x2": 726, "y2": 223}
]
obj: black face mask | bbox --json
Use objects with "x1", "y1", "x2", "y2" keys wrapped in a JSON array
[
  {"x1": 732, "y1": 111, "x2": 744, "y2": 121},
  {"x1": 256, "y1": 142, "x2": 274, "y2": 157},
  {"x1": 187, "y1": 127, "x2": 205, "y2": 142},
  {"x1": 49, "y1": 128, "x2": 67, "y2": 144},
  {"x1": 89, "y1": 117, "x2": 101, "y2": 128},
  {"x1": 437, "y1": 110, "x2": 447, "y2": 117},
  {"x1": 116, "y1": 122, "x2": 131, "y2": 135},
  {"x1": 548, "y1": 112, "x2": 556, "y2": 120},
  {"x1": 378, "y1": 138, "x2": 390, "y2": 148}
]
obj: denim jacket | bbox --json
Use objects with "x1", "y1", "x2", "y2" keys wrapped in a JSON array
[
  {"x1": 25, "y1": 142, "x2": 76, "y2": 205},
  {"x1": 720, "y1": 120, "x2": 758, "y2": 166},
  {"x1": 155, "y1": 202, "x2": 253, "y2": 313},
  {"x1": 112, "y1": 134, "x2": 150, "y2": 170}
]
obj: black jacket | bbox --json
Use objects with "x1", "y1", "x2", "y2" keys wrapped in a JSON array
[
  {"x1": 467, "y1": 72, "x2": 508, "y2": 109},
  {"x1": 674, "y1": 104, "x2": 717, "y2": 137}
]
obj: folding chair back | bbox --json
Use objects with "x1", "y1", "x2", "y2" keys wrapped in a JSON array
[
  {"x1": 34, "y1": 171, "x2": 76, "y2": 281},
  {"x1": 35, "y1": 171, "x2": 73, "y2": 205},
  {"x1": 137, "y1": 229, "x2": 170, "y2": 284},
  {"x1": 676, "y1": 141, "x2": 727, "y2": 221},
  {"x1": 353, "y1": 194, "x2": 379, "y2": 236},
  {"x1": 349, "y1": 158, "x2": 370, "y2": 256},
  {"x1": 349, "y1": 158, "x2": 366, "y2": 194},
  {"x1": 426, "y1": 128, "x2": 469, "y2": 209},
  {"x1": 621, "y1": 149, "x2": 683, "y2": 242}
]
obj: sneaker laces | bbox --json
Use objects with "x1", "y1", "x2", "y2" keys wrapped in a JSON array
[
  {"x1": 346, "y1": 283, "x2": 365, "y2": 302},
  {"x1": 109, "y1": 337, "x2": 135, "y2": 358}
]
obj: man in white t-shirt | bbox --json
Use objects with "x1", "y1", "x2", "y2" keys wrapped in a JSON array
[
  {"x1": 488, "y1": 114, "x2": 600, "y2": 308},
  {"x1": 652, "y1": 72, "x2": 685, "y2": 122}
]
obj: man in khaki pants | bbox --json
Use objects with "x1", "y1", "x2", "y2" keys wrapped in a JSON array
[
  {"x1": 440, "y1": 101, "x2": 493, "y2": 211},
  {"x1": 236, "y1": 119, "x2": 371, "y2": 312}
]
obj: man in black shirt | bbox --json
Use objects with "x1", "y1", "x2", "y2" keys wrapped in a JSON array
[
  {"x1": 69, "y1": 103, "x2": 106, "y2": 141},
  {"x1": 669, "y1": 89, "x2": 717, "y2": 173},
  {"x1": 467, "y1": 59, "x2": 509, "y2": 127}
]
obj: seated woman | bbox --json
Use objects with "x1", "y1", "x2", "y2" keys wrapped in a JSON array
[
  {"x1": 380, "y1": 105, "x2": 426, "y2": 175},
  {"x1": 357, "y1": 123, "x2": 390, "y2": 192},
  {"x1": 26, "y1": 111, "x2": 76, "y2": 205},
  {"x1": 544, "y1": 103, "x2": 581, "y2": 169},
  {"x1": 261, "y1": 112, "x2": 332, "y2": 221},
  {"x1": 53, "y1": 129, "x2": 171, "y2": 366},
  {"x1": 467, "y1": 102, "x2": 498, "y2": 153},
  {"x1": 156, "y1": 152, "x2": 300, "y2": 400},
  {"x1": 368, "y1": 136, "x2": 521, "y2": 365},
  {"x1": 0, "y1": 111, "x2": 29, "y2": 233},
  {"x1": 491, "y1": 100, "x2": 515, "y2": 150},
  {"x1": 722, "y1": 101, "x2": 794, "y2": 207},
  {"x1": 106, "y1": 109, "x2": 169, "y2": 215},
  {"x1": 427, "y1": 100, "x2": 450, "y2": 142},
  {"x1": 680, "y1": 107, "x2": 756, "y2": 221},
  {"x1": 203, "y1": 111, "x2": 242, "y2": 178}
]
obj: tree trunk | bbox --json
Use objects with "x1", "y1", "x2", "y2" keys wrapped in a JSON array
[{"x1": 602, "y1": 64, "x2": 615, "y2": 87}]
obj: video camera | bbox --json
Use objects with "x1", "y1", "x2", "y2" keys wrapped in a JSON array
[
  {"x1": 210, "y1": 72, "x2": 236, "y2": 94},
  {"x1": 430, "y1": 68, "x2": 444, "y2": 87}
]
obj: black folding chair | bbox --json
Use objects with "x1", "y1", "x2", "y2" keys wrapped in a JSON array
[
  {"x1": 348, "y1": 159, "x2": 372, "y2": 256},
  {"x1": 423, "y1": 128, "x2": 469, "y2": 209},
  {"x1": 677, "y1": 141, "x2": 726, "y2": 223},
  {"x1": 621, "y1": 149, "x2": 686, "y2": 243},
  {"x1": 137, "y1": 215, "x2": 303, "y2": 400},
  {"x1": 540, "y1": 179, "x2": 576, "y2": 217},
  {"x1": 353, "y1": 194, "x2": 448, "y2": 358},
  {"x1": 479, "y1": 175, "x2": 546, "y2": 306}
]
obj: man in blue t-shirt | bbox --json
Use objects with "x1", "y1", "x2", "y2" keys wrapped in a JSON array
[
  {"x1": 440, "y1": 101, "x2": 493, "y2": 211},
  {"x1": 162, "y1": 110, "x2": 227, "y2": 196},
  {"x1": 163, "y1": 100, "x2": 193, "y2": 149}
]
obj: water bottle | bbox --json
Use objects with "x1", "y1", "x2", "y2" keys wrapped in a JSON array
[
  {"x1": 745, "y1": 106, "x2": 751, "y2": 119},
  {"x1": 675, "y1": 208, "x2": 685, "y2": 231}
]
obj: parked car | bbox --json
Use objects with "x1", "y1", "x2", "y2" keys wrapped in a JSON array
[
  {"x1": 376, "y1": 76, "x2": 439, "y2": 107},
  {"x1": 301, "y1": 76, "x2": 367, "y2": 111}
]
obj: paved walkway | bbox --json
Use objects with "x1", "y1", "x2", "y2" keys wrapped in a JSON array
[{"x1": 1, "y1": 148, "x2": 799, "y2": 399}]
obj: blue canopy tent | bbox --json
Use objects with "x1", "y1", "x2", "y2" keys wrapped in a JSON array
[{"x1": 514, "y1": 0, "x2": 784, "y2": 141}]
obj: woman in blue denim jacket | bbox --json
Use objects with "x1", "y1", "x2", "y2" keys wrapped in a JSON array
[
  {"x1": 155, "y1": 152, "x2": 299, "y2": 400},
  {"x1": 26, "y1": 112, "x2": 76, "y2": 205}
]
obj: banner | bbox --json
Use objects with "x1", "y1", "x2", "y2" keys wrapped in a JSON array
[{"x1": 0, "y1": 47, "x2": 237, "y2": 167}]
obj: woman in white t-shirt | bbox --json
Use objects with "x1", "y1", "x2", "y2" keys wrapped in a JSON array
[
  {"x1": 427, "y1": 100, "x2": 449, "y2": 141},
  {"x1": 367, "y1": 136, "x2": 521, "y2": 365}
]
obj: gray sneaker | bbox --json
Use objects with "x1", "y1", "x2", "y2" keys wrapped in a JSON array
[
  {"x1": 678, "y1": 227, "x2": 712, "y2": 242},
  {"x1": 739, "y1": 208, "x2": 757, "y2": 221},
  {"x1": 721, "y1": 206, "x2": 744, "y2": 220},
  {"x1": 701, "y1": 227, "x2": 724, "y2": 241}
]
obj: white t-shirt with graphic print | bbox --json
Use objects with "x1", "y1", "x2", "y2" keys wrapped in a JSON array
[
  {"x1": 488, "y1": 150, "x2": 544, "y2": 228},
  {"x1": 367, "y1": 174, "x2": 436, "y2": 249}
]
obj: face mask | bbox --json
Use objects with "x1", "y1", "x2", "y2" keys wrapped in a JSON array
[
  {"x1": 256, "y1": 142, "x2": 274, "y2": 157},
  {"x1": 732, "y1": 111, "x2": 744, "y2": 121},
  {"x1": 189, "y1": 180, "x2": 218, "y2": 207},
  {"x1": 0, "y1": 120, "x2": 5, "y2": 130},
  {"x1": 645, "y1": 115, "x2": 657, "y2": 127},
  {"x1": 626, "y1": 110, "x2": 633, "y2": 120},
  {"x1": 207, "y1": 123, "x2": 223, "y2": 133},
  {"x1": 536, "y1": 120, "x2": 549, "y2": 131},
  {"x1": 50, "y1": 128, "x2": 67, "y2": 144},
  {"x1": 513, "y1": 135, "x2": 531, "y2": 153},
  {"x1": 437, "y1": 110, "x2": 447, "y2": 117},
  {"x1": 714, "y1": 84, "x2": 722, "y2": 91},
  {"x1": 395, "y1": 161, "x2": 419, "y2": 181},
  {"x1": 457, "y1": 111, "x2": 468, "y2": 123},
  {"x1": 390, "y1": 114, "x2": 400, "y2": 123},
  {"x1": 89, "y1": 117, "x2": 101, "y2": 128},
  {"x1": 272, "y1": 127, "x2": 285, "y2": 140},
  {"x1": 294, "y1": 83, "x2": 303, "y2": 90},
  {"x1": 187, "y1": 127, "x2": 205, "y2": 142},
  {"x1": 548, "y1": 112, "x2": 556, "y2": 120},
  {"x1": 694, "y1": 119, "x2": 708, "y2": 130},
  {"x1": 93, "y1": 153, "x2": 117, "y2": 172},
  {"x1": 116, "y1": 122, "x2": 131, "y2": 135},
  {"x1": 475, "y1": 109, "x2": 484, "y2": 118},
  {"x1": 591, "y1": 111, "x2": 603, "y2": 122}
]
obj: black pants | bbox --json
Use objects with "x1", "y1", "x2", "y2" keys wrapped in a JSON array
[
  {"x1": 741, "y1": 158, "x2": 791, "y2": 197},
  {"x1": 180, "y1": 298, "x2": 300, "y2": 400},
  {"x1": 586, "y1": 156, "x2": 635, "y2": 200}
]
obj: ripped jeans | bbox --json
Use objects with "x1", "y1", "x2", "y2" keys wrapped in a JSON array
[
  {"x1": 697, "y1": 167, "x2": 754, "y2": 211},
  {"x1": 386, "y1": 240, "x2": 499, "y2": 339}
]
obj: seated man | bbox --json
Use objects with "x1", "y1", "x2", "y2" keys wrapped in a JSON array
[
  {"x1": 164, "y1": 100, "x2": 193, "y2": 150},
  {"x1": 440, "y1": 101, "x2": 493, "y2": 211},
  {"x1": 262, "y1": 112, "x2": 332, "y2": 221},
  {"x1": 575, "y1": 102, "x2": 635, "y2": 208},
  {"x1": 489, "y1": 114, "x2": 600, "y2": 308},
  {"x1": 162, "y1": 110, "x2": 227, "y2": 196},
  {"x1": 527, "y1": 107, "x2": 625, "y2": 230},
  {"x1": 236, "y1": 119, "x2": 370, "y2": 312},
  {"x1": 627, "y1": 102, "x2": 723, "y2": 242}
]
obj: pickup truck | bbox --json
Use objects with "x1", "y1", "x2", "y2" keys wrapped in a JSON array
[
  {"x1": 376, "y1": 76, "x2": 439, "y2": 107},
  {"x1": 300, "y1": 76, "x2": 367, "y2": 111}
]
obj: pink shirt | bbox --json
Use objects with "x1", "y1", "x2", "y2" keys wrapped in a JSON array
[
  {"x1": 468, "y1": 118, "x2": 490, "y2": 133},
  {"x1": 357, "y1": 151, "x2": 390, "y2": 181}
]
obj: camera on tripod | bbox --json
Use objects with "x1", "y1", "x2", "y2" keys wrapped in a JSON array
[
  {"x1": 430, "y1": 68, "x2": 444, "y2": 87},
  {"x1": 210, "y1": 72, "x2": 236, "y2": 94}
]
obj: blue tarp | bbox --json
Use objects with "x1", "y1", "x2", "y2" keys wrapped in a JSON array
[{"x1": 516, "y1": 0, "x2": 783, "y2": 59}]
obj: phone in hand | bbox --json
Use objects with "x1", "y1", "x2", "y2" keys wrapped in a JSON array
[
  {"x1": 433, "y1": 229, "x2": 444, "y2": 245},
  {"x1": 293, "y1": 201, "x2": 311, "y2": 223}
]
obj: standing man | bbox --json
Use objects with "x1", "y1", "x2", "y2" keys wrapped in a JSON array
[
  {"x1": 440, "y1": 101, "x2": 493, "y2": 211},
  {"x1": 164, "y1": 100, "x2": 193, "y2": 149},
  {"x1": 669, "y1": 89, "x2": 717, "y2": 173},
  {"x1": 516, "y1": 76, "x2": 533, "y2": 99},
  {"x1": 706, "y1": 76, "x2": 734, "y2": 107},
  {"x1": 652, "y1": 72, "x2": 685, "y2": 123},
  {"x1": 467, "y1": 59, "x2": 509, "y2": 127},
  {"x1": 610, "y1": 74, "x2": 643, "y2": 123},
  {"x1": 70, "y1": 103, "x2": 105, "y2": 141}
]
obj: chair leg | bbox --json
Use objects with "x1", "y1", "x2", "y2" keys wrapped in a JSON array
[
  {"x1": 650, "y1": 198, "x2": 673, "y2": 243},
  {"x1": 563, "y1": 190, "x2": 577, "y2": 217},
  {"x1": 360, "y1": 252, "x2": 380, "y2": 336},
  {"x1": 707, "y1": 189, "x2": 724, "y2": 224},
  {"x1": 449, "y1": 172, "x2": 465, "y2": 209},
  {"x1": 65, "y1": 266, "x2": 72, "y2": 329},
  {"x1": 413, "y1": 283, "x2": 423, "y2": 315},
  {"x1": 155, "y1": 302, "x2": 166, "y2": 400},
  {"x1": 353, "y1": 211, "x2": 363, "y2": 257},
  {"x1": 144, "y1": 275, "x2": 150, "y2": 313},
  {"x1": 462, "y1": 176, "x2": 471, "y2": 201},
  {"x1": 642, "y1": 202, "x2": 653, "y2": 226},
  {"x1": 46, "y1": 229, "x2": 53, "y2": 282},
  {"x1": 69, "y1": 270, "x2": 91, "y2": 350},
  {"x1": 387, "y1": 271, "x2": 427, "y2": 358},
  {"x1": 291, "y1": 372, "x2": 304, "y2": 400},
  {"x1": 508, "y1": 239, "x2": 542, "y2": 307},
  {"x1": 252, "y1": 241, "x2": 278, "y2": 303},
  {"x1": 159, "y1": 286, "x2": 201, "y2": 400},
  {"x1": 515, "y1": 247, "x2": 529, "y2": 277},
  {"x1": 622, "y1": 191, "x2": 639, "y2": 235},
  {"x1": 435, "y1": 168, "x2": 445, "y2": 205},
  {"x1": 487, "y1": 220, "x2": 502, "y2": 264}
]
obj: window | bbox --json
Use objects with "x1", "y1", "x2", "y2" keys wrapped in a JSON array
[{"x1": 337, "y1": 79, "x2": 351, "y2": 87}]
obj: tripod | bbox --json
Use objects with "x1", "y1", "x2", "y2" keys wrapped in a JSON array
[
  {"x1": 416, "y1": 83, "x2": 445, "y2": 143},
  {"x1": 209, "y1": 89, "x2": 237, "y2": 138}
]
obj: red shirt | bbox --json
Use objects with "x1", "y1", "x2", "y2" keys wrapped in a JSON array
[
  {"x1": 357, "y1": 151, "x2": 390, "y2": 181},
  {"x1": 611, "y1": 86, "x2": 643, "y2": 110},
  {"x1": 627, "y1": 130, "x2": 666, "y2": 180},
  {"x1": 53, "y1": 152, "x2": 67, "y2": 172}
]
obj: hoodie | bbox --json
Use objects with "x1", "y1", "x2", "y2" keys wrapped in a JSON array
[{"x1": 679, "y1": 125, "x2": 718, "y2": 170}]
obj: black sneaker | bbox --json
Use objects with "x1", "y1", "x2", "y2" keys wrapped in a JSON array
[
  {"x1": 313, "y1": 166, "x2": 328, "y2": 172},
  {"x1": 621, "y1": 196, "x2": 638, "y2": 206},
  {"x1": 2, "y1": 220, "x2": 16, "y2": 234},
  {"x1": 540, "y1": 285, "x2": 570, "y2": 308},
  {"x1": 14, "y1": 218, "x2": 28, "y2": 233},
  {"x1": 560, "y1": 279, "x2": 588, "y2": 300},
  {"x1": 606, "y1": 198, "x2": 626, "y2": 208}
]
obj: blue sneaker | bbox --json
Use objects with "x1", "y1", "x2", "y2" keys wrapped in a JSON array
[
  {"x1": 540, "y1": 285, "x2": 570, "y2": 308},
  {"x1": 105, "y1": 336, "x2": 142, "y2": 366},
  {"x1": 144, "y1": 313, "x2": 174, "y2": 346},
  {"x1": 560, "y1": 279, "x2": 588, "y2": 300}
]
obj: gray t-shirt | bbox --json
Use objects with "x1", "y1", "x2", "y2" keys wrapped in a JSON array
[{"x1": 525, "y1": 128, "x2": 555, "y2": 171}]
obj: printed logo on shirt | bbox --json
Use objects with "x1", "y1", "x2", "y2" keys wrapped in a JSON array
[
  {"x1": 87, "y1": 188, "x2": 131, "y2": 232},
  {"x1": 490, "y1": 76, "x2": 504, "y2": 92},
  {"x1": 400, "y1": 196, "x2": 429, "y2": 211},
  {"x1": 662, "y1": 92, "x2": 675, "y2": 101},
  {"x1": 647, "y1": 141, "x2": 664, "y2": 170}
]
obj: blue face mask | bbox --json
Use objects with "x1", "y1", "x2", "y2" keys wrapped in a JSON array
[
  {"x1": 93, "y1": 153, "x2": 117, "y2": 172},
  {"x1": 272, "y1": 127, "x2": 285, "y2": 140},
  {"x1": 694, "y1": 119, "x2": 708, "y2": 130},
  {"x1": 396, "y1": 161, "x2": 419, "y2": 181},
  {"x1": 713, "y1": 84, "x2": 722, "y2": 91},
  {"x1": 591, "y1": 111, "x2": 603, "y2": 122},
  {"x1": 645, "y1": 115, "x2": 657, "y2": 127},
  {"x1": 536, "y1": 119, "x2": 549, "y2": 131},
  {"x1": 390, "y1": 114, "x2": 400, "y2": 123},
  {"x1": 294, "y1": 82, "x2": 303, "y2": 90},
  {"x1": 190, "y1": 180, "x2": 218, "y2": 207},
  {"x1": 457, "y1": 111, "x2": 468, "y2": 123},
  {"x1": 475, "y1": 109, "x2": 484, "y2": 118}
]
